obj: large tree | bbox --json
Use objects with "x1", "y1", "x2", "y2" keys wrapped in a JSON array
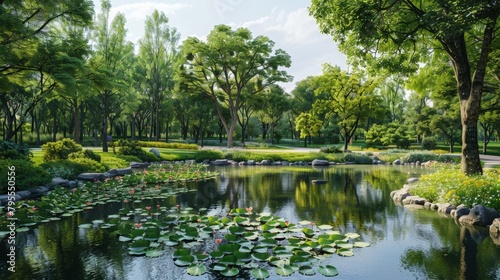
[
  {"x1": 313, "y1": 64, "x2": 376, "y2": 151},
  {"x1": 178, "y1": 25, "x2": 292, "y2": 148},
  {"x1": 138, "y1": 10, "x2": 180, "y2": 141},
  {"x1": 310, "y1": 0, "x2": 500, "y2": 174}
]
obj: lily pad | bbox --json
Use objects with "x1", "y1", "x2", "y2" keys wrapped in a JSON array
[
  {"x1": 337, "y1": 248, "x2": 354, "y2": 257},
  {"x1": 318, "y1": 265, "x2": 339, "y2": 277},
  {"x1": 78, "y1": 224, "x2": 92, "y2": 229},
  {"x1": 174, "y1": 255, "x2": 195, "y2": 266},
  {"x1": 187, "y1": 264, "x2": 207, "y2": 276},
  {"x1": 275, "y1": 265, "x2": 294, "y2": 276},
  {"x1": 220, "y1": 267, "x2": 239, "y2": 277},
  {"x1": 299, "y1": 266, "x2": 316, "y2": 276},
  {"x1": 145, "y1": 249, "x2": 163, "y2": 258},
  {"x1": 251, "y1": 268, "x2": 270, "y2": 279},
  {"x1": 353, "y1": 241, "x2": 371, "y2": 248}
]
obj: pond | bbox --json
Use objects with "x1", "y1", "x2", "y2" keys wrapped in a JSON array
[{"x1": 1, "y1": 165, "x2": 499, "y2": 279}]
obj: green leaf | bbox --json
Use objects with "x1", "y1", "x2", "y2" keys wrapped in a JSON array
[
  {"x1": 173, "y1": 248, "x2": 191, "y2": 258},
  {"x1": 345, "y1": 232, "x2": 360, "y2": 239},
  {"x1": 219, "y1": 243, "x2": 240, "y2": 254},
  {"x1": 187, "y1": 264, "x2": 207, "y2": 276},
  {"x1": 145, "y1": 249, "x2": 163, "y2": 258},
  {"x1": 129, "y1": 240, "x2": 150, "y2": 251},
  {"x1": 353, "y1": 241, "x2": 371, "y2": 248},
  {"x1": 299, "y1": 266, "x2": 316, "y2": 276},
  {"x1": 337, "y1": 248, "x2": 354, "y2": 257},
  {"x1": 251, "y1": 268, "x2": 270, "y2": 279},
  {"x1": 219, "y1": 254, "x2": 237, "y2": 265},
  {"x1": 220, "y1": 267, "x2": 239, "y2": 277},
  {"x1": 275, "y1": 265, "x2": 294, "y2": 276},
  {"x1": 318, "y1": 265, "x2": 339, "y2": 277},
  {"x1": 78, "y1": 224, "x2": 92, "y2": 229},
  {"x1": 252, "y1": 252, "x2": 270, "y2": 261},
  {"x1": 302, "y1": 228, "x2": 315, "y2": 237},
  {"x1": 318, "y1": 224, "x2": 333, "y2": 230},
  {"x1": 174, "y1": 255, "x2": 194, "y2": 266}
]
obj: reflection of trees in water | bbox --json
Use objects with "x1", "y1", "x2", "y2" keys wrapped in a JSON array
[{"x1": 400, "y1": 212, "x2": 500, "y2": 280}]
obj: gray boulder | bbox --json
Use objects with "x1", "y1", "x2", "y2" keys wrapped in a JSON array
[
  {"x1": 76, "y1": 173, "x2": 107, "y2": 182},
  {"x1": 393, "y1": 159, "x2": 402, "y2": 165},
  {"x1": 50, "y1": 177, "x2": 69, "y2": 188},
  {"x1": 459, "y1": 205, "x2": 499, "y2": 226},
  {"x1": 211, "y1": 159, "x2": 229, "y2": 166},
  {"x1": 312, "y1": 180, "x2": 328, "y2": 184},
  {"x1": 407, "y1": 177, "x2": 419, "y2": 184},
  {"x1": 28, "y1": 186, "x2": 49, "y2": 195},
  {"x1": 130, "y1": 162, "x2": 151, "y2": 169},
  {"x1": 260, "y1": 160, "x2": 272, "y2": 165},
  {"x1": 312, "y1": 159, "x2": 330, "y2": 166},
  {"x1": 149, "y1": 148, "x2": 161, "y2": 157},
  {"x1": 490, "y1": 218, "x2": 500, "y2": 245},
  {"x1": 16, "y1": 190, "x2": 32, "y2": 199}
]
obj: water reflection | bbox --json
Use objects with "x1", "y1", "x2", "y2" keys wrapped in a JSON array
[{"x1": 1, "y1": 165, "x2": 499, "y2": 279}]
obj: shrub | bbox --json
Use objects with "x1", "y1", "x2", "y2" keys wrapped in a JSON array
[
  {"x1": 341, "y1": 153, "x2": 373, "y2": 164},
  {"x1": 320, "y1": 145, "x2": 343, "y2": 154},
  {"x1": 114, "y1": 140, "x2": 160, "y2": 162},
  {"x1": 42, "y1": 138, "x2": 83, "y2": 162},
  {"x1": 0, "y1": 160, "x2": 52, "y2": 193},
  {"x1": 68, "y1": 149, "x2": 101, "y2": 162},
  {"x1": 136, "y1": 141, "x2": 199, "y2": 150},
  {"x1": 0, "y1": 141, "x2": 32, "y2": 160},
  {"x1": 41, "y1": 158, "x2": 106, "y2": 179},
  {"x1": 194, "y1": 150, "x2": 223, "y2": 162},
  {"x1": 422, "y1": 138, "x2": 436, "y2": 150}
]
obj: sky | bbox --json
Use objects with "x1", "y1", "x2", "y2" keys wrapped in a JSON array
[{"x1": 92, "y1": 0, "x2": 347, "y2": 92}]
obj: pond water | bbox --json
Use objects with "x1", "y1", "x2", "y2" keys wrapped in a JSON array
[{"x1": 1, "y1": 165, "x2": 499, "y2": 279}]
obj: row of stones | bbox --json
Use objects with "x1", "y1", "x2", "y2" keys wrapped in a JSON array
[{"x1": 391, "y1": 177, "x2": 500, "y2": 245}]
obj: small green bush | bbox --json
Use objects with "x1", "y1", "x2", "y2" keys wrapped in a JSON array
[
  {"x1": 0, "y1": 141, "x2": 32, "y2": 160},
  {"x1": 83, "y1": 149, "x2": 101, "y2": 162},
  {"x1": 41, "y1": 158, "x2": 106, "y2": 180},
  {"x1": 422, "y1": 138, "x2": 436, "y2": 150},
  {"x1": 0, "y1": 159, "x2": 52, "y2": 193},
  {"x1": 320, "y1": 146, "x2": 343, "y2": 154},
  {"x1": 341, "y1": 153, "x2": 373, "y2": 164},
  {"x1": 114, "y1": 140, "x2": 160, "y2": 162},
  {"x1": 194, "y1": 150, "x2": 223, "y2": 162},
  {"x1": 42, "y1": 138, "x2": 83, "y2": 162}
]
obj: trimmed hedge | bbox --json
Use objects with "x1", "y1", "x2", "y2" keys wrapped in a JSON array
[
  {"x1": 0, "y1": 160, "x2": 52, "y2": 193},
  {"x1": 42, "y1": 138, "x2": 82, "y2": 162}
]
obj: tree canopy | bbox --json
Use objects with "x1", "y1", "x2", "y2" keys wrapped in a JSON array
[{"x1": 310, "y1": 0, "x2": 500, "y2": 175}]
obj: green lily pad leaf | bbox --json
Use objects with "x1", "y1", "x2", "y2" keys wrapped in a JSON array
[
  {"x1": 345, "y1": 232, "x2": 360, "y2": 239},
  {"x1": 145, "y1": 249, "x2": 163, "y2": 258},
  {"x1": 61, "y1": 213, "x2": 73, "y2": 217},
  {"x1": 128, "y1": 248, "x2": 146, "y2": 256},
  {"x1": 196, "y1": 254, "x2": 209, "y2": 261},
  {"x1": 321, "y1": 245, "x2": 337, "y2": 254},
  {"x1": 298, "y1": 220, "x2": 311, "y2": 226},
  {"x1": 174, "y1": 255, "x2": 194, "y2": 266},
  {"x1": 78, "y1": 224, "x2": 92, "y2": 229},
  {"x1": 353, "y1": 241, "x2": 371, "y2": 248},
  {"x1": 302, "y1": 228, "x2": 314, "y2": 237},
  {"x1": 329, "y1": 234, "x2": 348, "y2": 242},
  {"x1": 318, "y1": 265, "x2": 339, "y2": 277},
  {"x1": 92, "y1": 219, "x2": 105, "y2": 225},
  {"x1": 234, "y1": 251, "x2": 252, "y2": 263},
  {"x1": 319, "y1": 238, "x2": 335, "y2": 245},
  {"x1": 225, "y1": 233, "x2": 241, "y2": 243},
  {"x1": 219, "y1": 243, "x2": 240, "y2": 254},
  {"x1": 251, "y1": 268, "x2": 270, "y2": 279},
  {"x1": 173, "y1": 248, "x2": 191, "y2": 258},
  {"x1": 213, "y1": 263, "x2": 227, "y2": 271},
  {"x1": 219, "y1": 254, "x2": 237, "y2": 265},
  {"x1": 336, "y1": 243, "x2": 353, "y2": 249},
  {"x1": 318, "y1": 224, "x2": 333, "y2": 230},
  {"x1": 119, "y1": 235, "x2": 133, "y2": 242},
  {"x1": 229, "y1": 226, "x2": 245, "y2": 235},
  {"x1": 337, "y1": 248, "x2": 354, "y2": 257},
  {"x1": 275, "y1": 265, "x2": 294, "y2": 276},
  {"x1": 299, "y1": 266, "x2": 316, "y2": 276},
  {"x1": 210, "y1": 251, "x2": 224, "y2": 259},
  {"x1": 220, "y1": 267, "x2": 239, "y2": 277},
  {"x1": 16, "y1": 227, "x2": 29, "y2": 233},
  {"x1": 108, "y1": 214, "x2": 120, "y2": 219},
  {"x1": 187, "y1": 264, "x2": 207, "y2": 276},
  {"x1": 290, "y1": 255, "x2": 311, "y2": 267},
  {"x1": 253, "y1": 246, "x2": 269, "y2": 253},
  {"x1": 260, "y1": 238, "x2": 276, "y2": 247},
  {"x1": 252, "y1": 252, "x2": 270, "y2": 262},
  {"x1": 129, "y1": 239, "x2": 150, "y2": 251}
]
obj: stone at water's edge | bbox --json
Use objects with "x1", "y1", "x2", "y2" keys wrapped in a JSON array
[
  {"x1": 312, "y1": 180, "x2": 328, "y2": 184},
  {"x1": 490, "y1": 218, "x2": 500, "y2": 245},
  {"x1": 76, "y1": 173, "x2": 109, "y2": 181},
  {"x1": 459, "y1": 205, "x2": 500, "y2": 227},
  {"x1": 312, "y1": 159, "x2": 330, "y2": 166},
  {"x1": 149, "y1": 148, "x2": 160, "y2": 157}
]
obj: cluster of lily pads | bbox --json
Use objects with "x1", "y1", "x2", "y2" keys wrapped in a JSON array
[
  {"x1": 81, "y1": 206, "x2": 370, "y2": 278},
  {"x1": 0, "y1": 163, "x2": 217, "y2": 238}
]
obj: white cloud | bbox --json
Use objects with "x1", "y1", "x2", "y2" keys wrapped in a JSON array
[{"x1": 266, "y1": 8, "x2": 320, "y2": 45}]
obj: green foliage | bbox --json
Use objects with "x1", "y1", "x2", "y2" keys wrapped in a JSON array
[
  {"x1": 40, "y1": 158, "x2": 106, "y2": 180},
  {"x1": 68, "y1": 149, "x2": 101, "y2": 162},
  {"x1": 42, "y1": 138, "x2": 83, "y2": 162},
  {"x1": 137, "y1": 141, "x2": 198, "y2": 150},
  {"x1": 341, "y1": 153, "x2": 373, "y2": 164},
  {"x1": 412, "y1": 169, "x2": 500, "y2": 210},
  {"x1": 401, "y1": 153, "x2": 458, "y2": 164},
  {"x1": 0, "y1": 160, "x2": 52, "y2": 193},
  {"x1": 366, "y1": 122, "x2": 411, "y2": 149},
  {"x1": 194, "y1": 150, "x2": 223, "y2": 162},
  {"x1": 320, "y1": 146, "x2": 343, "y2": 153},
  {"x1": 0, "y1": 141, "x2": 32, "y2": 160},
  {"x1": 99, "y1": 154, "x2": 137, "y2": 169},
  {"x1": 422, "y1": 138, "x2": 437, "y2": 150},
  {"x1": 114, "y1": 140, "x2": 160, "y2": 162}
]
